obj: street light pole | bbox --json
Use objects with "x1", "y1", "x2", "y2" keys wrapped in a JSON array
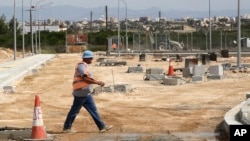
[
  {"x1": 237, "y1": 0, "x2": 241, "y2": 68},
  {"x1": 22, "y1": 0, "x2": 25, "y2": 58},
  {"x1": 118, "y1": 0, "x2": 120, "y2": 56},
  {"x1": 121, "y1": 0, "x2": 128, "y2": 51},
  {"x1": 205, "y1": 32, "x2": 208, "y2": 51},
  {"x1": 14, "y1": 0, "x2": 17, "y2": 60},
  {"x1": 30, "y1": 8, "x2": 34, "y2": 55},
  {"x1": 30, "y1": 0, "x2": 34, "y2": 55},
  {"x1": 220, "y1": 30, "x2": 222, "y2": 50},
  {"x1": 35, "y1": 0, "x2": 46, "y2": 54},
  {"x1": 209, "y1": 0, "x2": 212, "y2": 52}
]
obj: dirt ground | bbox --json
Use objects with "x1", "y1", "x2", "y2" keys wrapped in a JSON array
[{"x1": 1, "y1": 51, "x2": 250, "y2": 141}]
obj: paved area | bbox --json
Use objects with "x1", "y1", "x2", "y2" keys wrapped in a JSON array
[{"x1": 0, "y1": 54, "x2": 55, "y2": 93}]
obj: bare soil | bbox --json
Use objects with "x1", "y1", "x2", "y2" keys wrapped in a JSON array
[{"x1": 1, "y1": 52, "x2": 250, "y2": 141}]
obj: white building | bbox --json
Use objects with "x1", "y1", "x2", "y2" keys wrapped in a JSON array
[{"x1": 22, "y1": 25, "x2": 61, "y2": 34}]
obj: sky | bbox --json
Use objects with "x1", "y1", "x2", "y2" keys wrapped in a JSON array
[{"x1": 2, "y1": 0, "x2": 250, "y2": 11}]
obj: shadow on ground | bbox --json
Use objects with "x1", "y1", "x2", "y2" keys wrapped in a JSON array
[{"x1": 215, "y1": 121, "x2": 229, "y2": 141}]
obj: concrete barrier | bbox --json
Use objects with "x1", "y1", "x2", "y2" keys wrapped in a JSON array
[{"x1": 0, "y1": 54, "x2": 55, "y2": 92}]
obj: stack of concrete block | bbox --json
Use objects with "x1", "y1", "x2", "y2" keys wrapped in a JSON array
[
  {"x1": 93, "y1": 84, "x2": 132, "y2": 94},
  {"x1": 221, "y1": 63, "x2": 231, "y2": 71},
  {"x1": 102, "y1": 86, "x2": 114, "y2": 93},
  {"x1": 144, "y1": 68, "x2": 165, "y2": 81},
  {"x1": 114, "y1": 84, "x2": 132, "y2": 93},
  {"x1": 99, "y1": 60, "x2": 127, "y2": 66},
  {"x1": 162, "y1": 77, "x2": 187, "y2": 86},
  {"x1": 127, "y1": 66, "x2": 143, "y2": 73},
  {"x1": 192, "y1": 65, "x2": 206, "y2": 82},
  {"x1": 207, "y1": 65, "x2": 224, "y2": 80},
  {"x1": 182, "y1": 65, "x2": 206, "y2": 79}
]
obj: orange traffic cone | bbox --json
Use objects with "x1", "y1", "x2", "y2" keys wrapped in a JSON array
[
  {"x1": 167, "y1": 58, "x2": 175, "y2": 76},
  {"x1": 31, "y1": 95, "x2": 47, "y2": 139}
]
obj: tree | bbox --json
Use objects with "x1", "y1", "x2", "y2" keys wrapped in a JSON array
[
  {"x1": 0, "y1": 14, "x2": 8, "y2": 34},
  {"x1": 8, "y1": 16, "x2": 20, "y2": 34}
]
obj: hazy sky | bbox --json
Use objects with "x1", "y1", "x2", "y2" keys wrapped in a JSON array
[{"x1": 2, "y1": 0, "x2": 250, "y2": 11}]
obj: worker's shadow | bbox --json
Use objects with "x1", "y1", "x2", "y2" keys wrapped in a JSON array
[
  {"x1": 47, "y1": 130, "x2": 97, "y2": 134},
  {"x1": 214, "y1": 121, "x2": 229, "y2": 141}
]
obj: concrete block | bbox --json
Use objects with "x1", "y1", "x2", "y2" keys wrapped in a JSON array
[
  {"x1": 193, "y1": 65, "x2": 206, "y2": 76},
  {"x1": 127, "y1": 66, "x2": 143, "y2": 73},
  {"x1": 246, "y1": 92, "x2": 250, "y2": 99},
  {"x1": 99, "y1": 60, "x2": 127, "y2": 66},
  {"x1": 41, "y1": 63, "x2": 46, "y2": 66},
  {"x1": 31, "y1": 69, "x2": 38, "y2": 74},
  {"x1": 146, "y1": 68, "x2": 164, "y2": 74},
  {"x1": 185, "y1": 58, "x2": 198, "y2": 67},
  {"x1": 139, "y1": 54, "x2": 146, "y2": 61},
  {"x1": 222, "y1": 63, "x2": 231, "y2": 71},
  {"x1": 207, "y1": 75, "x2": 224, "y2": 80},
  {"x1": 3, "y1": 86, "x2": 14, "y2": 93},
  {"x1": 144, "y1": 74, "x2": 165, "y2": 81},
  {"x1": 0, "y1": 128, "x2": 32, "y2": 140},
  {"x1": 102, "y1": 86, "x2": 114, "y2": 93},
  {"x1": 93, "y1": 86, "x2": 102, "y2": 94},
  {"x1": 209, "y1": 65, "x2": 223, "y2": 75},
  {"x1": 201, "y1": 54, "x2": 210, "y2": 65},
  {"x1": 162, "y1": 77, "x2": 187, "y2": 85},
  {"x1": 182, "y1": 67, "x2": 193, "y2": 77},
  {"x1": 114, "y1": 61, "x2": 127, "y2": 66},
  {"x1": 192, "y1": 76, "x2": 205, "y2": 82},
  {"x1": 114, "y1": 84, "x2": 132, "y2": 93}
]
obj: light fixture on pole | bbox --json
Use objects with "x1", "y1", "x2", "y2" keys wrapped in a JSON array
[
  {"x1": 120, "y1": 0, "x2": 128, "y2": 51},
  {"x1": 37, "y1": 2, "x2": 54, "y2": 54},
  {"x1": 237, "y1": 0, "x2": 241, "y2": 68},
  {"x1": 14, "y1": 0, "x2": 17, "y2": 60}
]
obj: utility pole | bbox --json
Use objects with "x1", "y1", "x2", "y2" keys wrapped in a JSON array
[
  {"x1": 14, "y1": 0, "x2": 17, "y2": 60},
  {"x1": 105, "y1": 5, "x2": 109, "y2": 56},
  {"x1": 30, "y1": 8, "x2": 34, "y2": 55},
  {"x1": 237, "y1": 0, "x2": 241, "y2": 68},
  {"x1": 22, "y1": 0, "x2": 25, "y2": 58},
  {"x1": 209, "y1": 0, "x2": 212, "y2": 52},
  {"x1": 90, "y1": 11, "x2": 92, "y2": 33},
  {"x1": 159, "y1": 11, "x2": 161, "y2": 26},
  {"x1": 118, "y1": 0, "x2": 120, "y2": 56},
  {"x1": 121, "y1": 0, "x2": 128, "y2": 51}
]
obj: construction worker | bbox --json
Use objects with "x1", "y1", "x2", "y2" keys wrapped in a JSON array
[
  {"x1": 112, "y1": 43, "x2": 117, "y2": 50},
  {"x1": 63, "y1": 50, "x2": 113, "y2": 133}
]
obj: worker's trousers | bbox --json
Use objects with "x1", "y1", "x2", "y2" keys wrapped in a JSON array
[{"x1": 63, "y1": 94, "x2": 105, "y2": 130}]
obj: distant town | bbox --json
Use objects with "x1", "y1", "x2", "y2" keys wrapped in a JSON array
[{"x1": 19, "y1": 13, "x2": 250, "y2": 34}]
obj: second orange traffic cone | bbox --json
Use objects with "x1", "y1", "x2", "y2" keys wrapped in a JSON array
[
  {"x1": 167, "y1": 58, "x2": 174, "y2": 76},
  {"x1": 31, "y1": 95, "x2": 47, "y2": 139}
]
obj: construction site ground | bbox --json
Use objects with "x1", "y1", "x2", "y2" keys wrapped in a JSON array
[{"x1": 1, "y1": 50, "x2": 250, "y2": 141}]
